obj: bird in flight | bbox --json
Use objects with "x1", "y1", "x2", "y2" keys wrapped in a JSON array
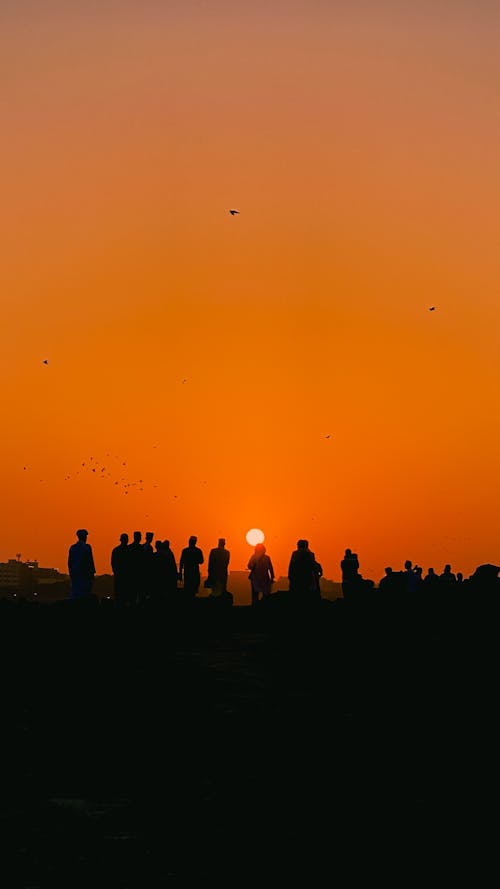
[
  {"x1": 42, "y1": 359, "x2": 49, "y2": 365},
  {"x1": 325, "y1": 434, "x2": 332, "y2": 439},
  {"x1": 229, "y1": 209, "x2": 239, "y2": 216},
  {"x1": 429, "y1": 306, "x2": 437, "y2": 311}
]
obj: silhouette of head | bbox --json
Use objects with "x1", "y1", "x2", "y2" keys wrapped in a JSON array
[
  {"x1": 444, "y1": 564, "x2": 451, "y2": 573},
  {"x1": 120, "y1": 533, "x2": 129, "y2": 545},
  {"x1": 155, "y1": 540, "x2": 162, "y2": 552},
  {"x1": 145, "y1": 531, "x2": 154, "y2": 544},
  {"x1": 255, "y1": 543, "x2": 266, "y2": 556},
  {"x1": 133, "y1": 531, "x2": 142, "y2": 544},
  {"x1": 404, "y1": 560, "x2": 412, "y2": 570},
  {"x1": 345, "y1": 548, "x2": 352, "y2": 557},
  {"x1": 163, "y1": 540, "x2": 170, "y2": 549},
  {"x1": 218, "y1": 538, "x2": 226, "y2": 547},
  {"x1": 297, "y1": 539, "x2": 307, "y2": 550},
  {"x1": 189, "y1": 535, "x2": 197, "y2": 545},
  {"x1": 76, "y1": 529, "x2": 88, "y2": 542},
  {"x1": 385, "y1": 567, "x2": 393, "y2": 575}
]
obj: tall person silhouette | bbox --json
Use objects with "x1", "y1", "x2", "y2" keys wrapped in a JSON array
[
  {"x1": 151, "y1": 539, "x2": 179, "y2": 602},
  {"x1": 68, "y1": 529, "x2": 96, "y2": 599},
  {"x1": 142, "y1": 531, "x2": 155, "y2": 599},
  {"x1": 162, "y1": 540, "x2": 178, "y2": 599},
  {"x1": 207, "y1": 538, "x2": 230, "y2": 597},
  {"x1": 288, "y1": 539, "x2": 320, "y2": 601},
  {"x1": 111, "y1": 533, "x2": 130, "y2": 605},
  {"x1": 341, "y1": 548, "x2": 359, "y2": 600},
  {"x1": 248, "y1": 544, "x2": 275, "y2": 605},
  {"x1": 179, "y1": 535, "x2": 204, "y2": 598},
  {"x1": 128, "y1": 531, "x2": 144, "y2": 605}
]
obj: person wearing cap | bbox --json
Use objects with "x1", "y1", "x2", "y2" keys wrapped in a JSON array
[
  {"x1": 207, "y1": 538, "x2": 230, "y2": 597},
  {"x1": 179, "y1": 535, "x2": 204, "y2": 598},
  {"x1": 111, "y1": 533, "x2": 131, "y2": 605},
  {"x1": 68, "y1": 528, "x2": 96, "y2": 599}
]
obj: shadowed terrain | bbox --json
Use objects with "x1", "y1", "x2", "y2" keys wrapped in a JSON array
[{"x1": 2, "y1": 583, "x2": 498, "y2": 884}]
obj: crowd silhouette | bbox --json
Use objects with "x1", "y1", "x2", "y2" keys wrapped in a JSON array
[
  {"x1": 64, "y1": 528, "x2": 500, "y2": 607},
  {"x1": 5, "y1": 527, "x2": 500, "y2": 883}
]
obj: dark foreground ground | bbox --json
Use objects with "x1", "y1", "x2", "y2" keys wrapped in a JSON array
[{"x1": 2, "y1": 587, "x2": 499, "y2": 886}]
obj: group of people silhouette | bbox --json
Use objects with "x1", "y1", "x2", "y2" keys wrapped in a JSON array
[
  {"x1": 67, "y1": 530, "x2": 324, "y2": 604},
  {"x1": 341, "y1": 547, "x2": 467, "y2": 598},
  {"x1": 68, "y1": 530, "x2": 232, "y2": 605},
  {"x1": 110, "y1": 532, "x2": 232, "y2": 605},
  {"x1": 68, "y1": 530, "x2": 493, "y2": 605}
]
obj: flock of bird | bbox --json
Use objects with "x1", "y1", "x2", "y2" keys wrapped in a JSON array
[
  {"x1": 32, "y1": 207, "x2": 439, "y2": 491},
  {"x1": 22, "y1": 450, "x2": 183, "y2": 499}
]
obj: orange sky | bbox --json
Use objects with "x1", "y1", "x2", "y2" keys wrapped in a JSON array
[{"x1": 1, "y1": 1, "x2": 499, "y2": 582}]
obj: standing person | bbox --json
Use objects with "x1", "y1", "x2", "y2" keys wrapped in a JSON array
[
  {"x1": 439, "y1": 564, "x2": 457, "y2": 588},
  {"x1": 111, "y1": 533, "x2": 130, "y2": 605},
  {"x1": 248, "y1": 543, "x2": 275, "y2": 605},
  {"x1": 207, "y1": 538, "x2": 230, "y2": 597},
  {"x1": 288, "y1": 539, "x2": 316, "y2": 600},
  {"x1": 162, "y1": 540, "x2": 179, "y2": 600},
  {"x1": 151, "y1": 540, "x2": 178, "y2": 603},
  {"x1": 306, "y1": 540, "x2": 323, "y2": 600},
  {"x1": 142, "y1": 531, "x2": 155, "y2": 599},
  {"x1": 68, "y1": 529, "x2": 96, "y2": 599},
  {"x1": 151, "y1": 540, "x2": 170, "y2": 603},
  {"x1": 128, "y1": 531, "x2": 144, "y2": 605},
  {"x1": 341, "y1": 548, "x2": 359, "y2": 600},
  {"x1": 403, "y1": 559, "x2": 420, "y2": 594},
  {"x1": 423, "y1": 567, "x2": 440, "y2": 590},
  {"x1": 179, "y1": 535, "x2": 204, "y2": 598}
]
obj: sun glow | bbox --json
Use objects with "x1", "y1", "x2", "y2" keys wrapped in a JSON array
[{"x1": 246, "y1": 528, "x2": 265, "y2": 546}]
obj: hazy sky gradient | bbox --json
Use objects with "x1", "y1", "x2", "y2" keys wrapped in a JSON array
[{"x1": 1, "y1": 1, "x2": 499, "y2": 580}]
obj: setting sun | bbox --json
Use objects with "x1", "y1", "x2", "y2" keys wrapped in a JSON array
[{"x1": 246, "y1": 529, "x2": 265, "y2": 547}]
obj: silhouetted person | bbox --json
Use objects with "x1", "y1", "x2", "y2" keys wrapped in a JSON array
[
  {"x1": 306, "y1": 541, "x2": 323, "y2": 599},
  {"x1": 111, "y1": 532, "x2": 131, "y2": 605},
  {"x1": 378, "y1": 566, "x2": 397, "y2": 595},
  {"x1": 248, "y1": 544, "x2": 275, "y2": 605},
  {"x1": 341, "y1": 548, "x2": 359, "y2": 600},
  {"x1": 152, "y1": 539, "x2": 178, "y2": 602},
  {"x1": 288, "y1": 539, "x2": 317, "y2": 600},
  {"x1": 439, "y1": 564, "x2": 457, "y2": 587},
  {"x1": 403, "y1": 559, "x2": 420, "y2": 594},
  {"x1": 423, "y1": 567, "x2": 440, "y2": 590},
  {"x1": 162, "y1": 540, "x2": 178, "y2": 598},
  {"x1": 207, "y1": 538, "x2": 230, "y2": 597},
  {"x1": 179, "y1": 535, "x2": 204, "y2": 597},
  {"x1": 142, "y1": 531, "x2": 155, "y2": 599},
  {"x1": 68, "y1": 529, "x2": 95, "y2": 599},
  {"x1": 457, "y1": 572, "x2": 463, "y2": 585},
  {"x1": 128, "y1": 531, "x2": 144, "y2": 605}
]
